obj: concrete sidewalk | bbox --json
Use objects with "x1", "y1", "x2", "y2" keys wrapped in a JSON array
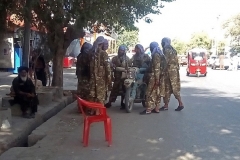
[
  {"x1": 0, "y1": 68, "x2": 77, "y2": 155},
  {"x1": 0, "y1": 96, "x2": 74, "y2": 155}
]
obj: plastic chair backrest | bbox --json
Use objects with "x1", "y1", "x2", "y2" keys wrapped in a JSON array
[
  {"x1": 76, "y1": 97, "x2": 87, "y2": 118},
  {"x1": 76, "y1": 96, "x2": 107, "y2": 116}
]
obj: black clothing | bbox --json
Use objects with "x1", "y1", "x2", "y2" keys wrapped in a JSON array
[
  {"x1": 35, "y1": 56, "x2": 47, "y2": 86},
  {"x1": 12, "y1": 77, "x2": 39, "y2": 114}
]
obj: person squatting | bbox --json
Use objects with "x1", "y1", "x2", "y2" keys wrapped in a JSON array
[{"x1": 76, "y1": 36, "x2": 184, "y2": 115}]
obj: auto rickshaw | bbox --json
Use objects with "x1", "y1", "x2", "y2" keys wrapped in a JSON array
[{"x1": 186, "y1": 48, "x2": 207, "y2": 77}]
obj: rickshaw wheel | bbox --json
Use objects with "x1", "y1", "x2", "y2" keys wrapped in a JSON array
[
  {"x1": 203, "y1": 73, "x2": 207, "y2": 77},
  {"x1": 125, "y1": 88, "x2": 134, "y2": 113},
  {"x1": 186, "y1": 72, "x2": 190, "y2": 76}
]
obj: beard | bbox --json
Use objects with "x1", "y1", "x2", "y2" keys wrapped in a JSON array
[{"x1": 20, "y1": 76, "x2": 27, "y2": 82}]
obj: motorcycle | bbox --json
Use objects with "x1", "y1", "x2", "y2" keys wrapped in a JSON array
[{"x1": 116, "y1": 67, "x2": 147, "y2": 113}]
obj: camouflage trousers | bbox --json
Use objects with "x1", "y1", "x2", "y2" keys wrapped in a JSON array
[
  {"x1": 77, "y1": 78, "x2": 90, "y2": 100},
  {"x1": 87, "y1": 74, "x2": 108, "y2": 105},
  {"x1": 109, "y1": 79, "x2": 124, "y2": 103},
  {"x1": 163, "y1": 69, "x2": 181, "y2": 104},
  {"x1": 145, "y1": 76, "x2": 161, "y2": 110}
]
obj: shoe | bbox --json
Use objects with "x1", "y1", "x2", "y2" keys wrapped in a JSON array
[
  {"x1": 139, "y1": 110, "x2": 151, "y2": 115},
  {"x1": 151, "y1": 109, "x2": 160, "y2": 113},
  {"x1": 160, "y1": 107, "x2": 168, "y2": 111},
  {"x1": 175, "y1": 106, "x2": 184, "y2": 111}
]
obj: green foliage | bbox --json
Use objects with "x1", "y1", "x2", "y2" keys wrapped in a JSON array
[
  {"x1": 217, "y1": 41, "x2": 226, "y2": 54},
  {"x1": 2, "y1": 0, "x2": 176, "y2": 86},
  {"x1": 223, "y1": 13, "x2": 240, "y2": 53},
  {"x1": 223, "y1": 13, "x2": 240, "y2": 38},
  {"x1": 172, "y1": 39, "x2": 187, "y2": 55},
  {"x1": 116, "y1": 30, "x2": 139, "y2": 50},
  {"x1": 188, "y1": 32, "x2": 211, "y2": 50}
]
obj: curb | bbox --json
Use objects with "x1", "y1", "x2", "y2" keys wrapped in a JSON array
[{"x1": 0, "y1": 96, "x2": 74, "y2": 155}]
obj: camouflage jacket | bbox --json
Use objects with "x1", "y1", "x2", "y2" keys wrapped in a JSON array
[
  {"x1": 111, "y1": 55, "x2": 130, "y2": 79},
  {"x1": 129, "y1": 53, "x2": 151, "y2": 68},
  {"x1": 163, "y1": 45, "x2": 179, "y2": 70},
  {"x1": 89, "y1": 49, "x2": 111, "y2": 84},
  {"x1": 149, "y1": 53, "x2": 161, "y2": 81}
]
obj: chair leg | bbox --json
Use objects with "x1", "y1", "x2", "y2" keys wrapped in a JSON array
[
  {"x1": 85, "y1": 122, "x2": 91, "y2": 147},
  {"x1": 104, "y1": 120, "x2": 109, "y2": 141},
  {"x1": 82, "y1": 119, "x2": 86, "y2": 143},
  {"x1": 83, "y1": 120, "x2": 89, "y2": 147},
  {"x1": 107, "y1": 118, "x2": 112, "y2": 147}
]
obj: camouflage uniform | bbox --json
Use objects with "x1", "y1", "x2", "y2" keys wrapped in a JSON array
[
  {"x1": 130, "y1": 52, "x2": 151, "y2": 84},
  {"x1": 129, "y1": 53, "x2": 151, "y2": 68},
  {"x1": 109, "y1": 55, "x2": 130, "y2": 103},
  {"x1": 88, "y1": 48, "x2": 111, "y2": 104},
  {"x1": 163, "y1": 45, "x2": 181, "y2": 104},
  {"x1": 145, "y1": 43, "x2": 166, "y2": 110},
  {"x1": 76, "y1": 43, "x2": 92, "y2": 99}
]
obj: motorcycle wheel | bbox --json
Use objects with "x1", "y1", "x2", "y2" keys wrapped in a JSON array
[{"x1": 125, "y1": 88, "x2": 134, "y2": 113}]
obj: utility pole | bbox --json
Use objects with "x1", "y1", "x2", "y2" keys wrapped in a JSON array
[
  {"x1": 22, "y1": 0, "x2": 32, "y2": 67},
  {"x1": 215, "y1": 15, "x2": 220, "y2": 55}
]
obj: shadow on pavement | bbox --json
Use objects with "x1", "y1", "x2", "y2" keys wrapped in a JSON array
[{"x1": 1, "y1": 80, "x2": 240, "y2": 160}]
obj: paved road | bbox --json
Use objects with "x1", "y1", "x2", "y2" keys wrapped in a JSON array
[{"x1": 1, "y1": 67, "x2": 240, "y2": 160}]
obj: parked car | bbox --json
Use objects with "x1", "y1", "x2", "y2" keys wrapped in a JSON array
[
  {"x1": 207, "y1": 55, "x2": 218, "y2": 67},
  {"x1": 212, "y1": 57, "x2": 230, "y2": 70},
  {"x1": 178, "y1": 55, "x2": 188, "y2": 66}
]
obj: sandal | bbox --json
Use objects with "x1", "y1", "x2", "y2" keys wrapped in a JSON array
[
  {"x1": 160, "y1": 107, "x2": 168, "y2": 111},
  {"x1": 140, "y1": 110, "x2": 151, "y2": 115},
  {"x1": 175, "y1": 106, "x2": 184, "y2": 111},
  {"x1": 151, "y1": 108, "x2": 160, "y2": 113}
]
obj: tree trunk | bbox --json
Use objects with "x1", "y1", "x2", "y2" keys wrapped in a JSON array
[
  {"x1": 22, "y1": 0, "x2": 32, "y2": 67},
  {"x1": 51, "y1": 50, "x2": 64, "y2": 87},
  {"x1": 22, "y1": 23, "x2": 31, "y2": 67}
]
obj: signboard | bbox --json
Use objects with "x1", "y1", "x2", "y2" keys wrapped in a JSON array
[{"x1": 0, "y1": 35, "x2": 14, "y2": 68}]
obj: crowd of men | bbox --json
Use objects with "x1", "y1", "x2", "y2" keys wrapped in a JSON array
[
  {"x1": 9, "y1": 35, "x2": 185, "y2": 118},
  {"x1": 76, "y1": 36, "x2": 184, "y2": 115}
]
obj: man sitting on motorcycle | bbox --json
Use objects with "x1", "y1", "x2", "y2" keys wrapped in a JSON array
[
  {"x1": 130, "y1": 44, "x2": 151, "y2": 68},
  {"x1": 105, "y1": 45, "x2": 130, "y2": 109},
  {"x1": 129, "y1": 44, "x2": 151, "y2": 100}
]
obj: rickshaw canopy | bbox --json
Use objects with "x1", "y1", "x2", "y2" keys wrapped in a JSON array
[{"x1": 188, "y1": 48, "x2": 207, "y2": 54}]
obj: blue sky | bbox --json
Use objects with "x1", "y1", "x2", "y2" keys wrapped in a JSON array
[{"x1": 136, "y1": 0, "x2": 240, "y2": 48}]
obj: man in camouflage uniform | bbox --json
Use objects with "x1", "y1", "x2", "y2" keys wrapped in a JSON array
[
  {"x1": 76, "y1": 42, "x2": 92, "y2": 99},
  {"x1": 130, "y1": 44, "x2": 151, "y2": 68},
  {"x1": 140, "y1": 42, "x2": 165, "y2": 115},
  {"x1": 105, "y1": 45, "x2": 130, "y2": 109},
  {"x1": 129, "y1": 44, "x2": 151, "y2": 101},
  {"x1": 160, "y1": 37, "x2": 184, "y2": 111},
  {"x1": 87, "y1": 36, "x2": 111, "y2": 109}
]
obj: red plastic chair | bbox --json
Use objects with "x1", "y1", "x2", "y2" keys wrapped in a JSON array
[{"x1": 76, "y1": 96, "x2": 112, "y2": 147}]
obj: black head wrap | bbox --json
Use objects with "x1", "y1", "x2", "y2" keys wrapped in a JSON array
[{"x1": 18, "y1": 66, "x2": 29, "y2": 73}]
